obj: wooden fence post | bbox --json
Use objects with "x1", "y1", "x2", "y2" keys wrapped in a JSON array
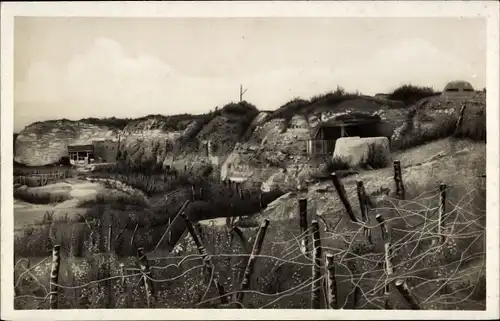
[
  {"x1": 325, "y1": 253, "x2": 338, "y2": 309},
  {"x1": 330, "y1": 173, "x2": 358, "y2": 222},
  {"x1": 437, "y1": 183, "x2": 447, "y2": 244},
  {"x1": 106, "y1": 221, "x2": 113, "y2": 308},
  {"x1": 130, "y1": 223, "x2": 139, "y2": 248},
  {"x1": 311, "y1": 220, "x2": 322, "y2": 309},
  {"x1": 454, "y1": 105, "x2": 467, "y2": 136},
  {"x1": 394, "y1": 279, "x2": 420, "y2": 310},
  {"x1": 356, "y1": 181, "x2": 372, "y2": 244},
  {"x1": 118, "y1": 263, "x2": 126, "y2": 307},
  {"x1": 353, "y1": 284, "x2": 362, "y2": 309},
  {"x1": 181, "y1": 212, "x2": 228, "y2": 305},
  {"x1": 191, "y1": 185, "x2": 196, "y2": 201},
  {"x1": 384, "y1": 242, "x2": 394, "y2": 290},
  {"x1": 238, "y1": 185, "x2": 244, "y2": 200},
  {"x1": 137, "y1": 247, "x2": 154, "y2": 308},
  {"x1": 154, "y1": 200, "x2": 190, "y2": 252},
  {"x1": 298, "y1": 198, "x2": 309, "y2": 257},
  {"x1": 49, "y1": 245, "x2": 61, "y2": 309},
  {"x1": 237, "y1": 219, "x2": 270, "y2": 306},
  {"x1": 393, "y1": 160, "x2": 405, "y2": 200},
  {"x1": 375, "y1": 213, "x2": 391, "y2": 243},
  {"x1": 376, "y1": 213, "x2": 393, "y2": 309}
]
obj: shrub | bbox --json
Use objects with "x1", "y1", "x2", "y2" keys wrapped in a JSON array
[
  {"x1": 362, "y1": 143, "x2": 390, "y2": 169},
  {"x1": 77, "y1": 193, "x2": 149, "y2": 210},
  {"x1": 14, "y1": 188, "x2": 71, "y2": 205},
  {"x1": 268, "y1": 86, "x2": 361, "y2": 130},
  {"x1": 326, "y1": 157, "x2": 351, "y2": 172},
  {"x1": 309, "y1": 85, "x2": 359, "y2": 105},
  {"x1": 79, "y1": 116, "x2": 131, "y2": 130},
  {"x1": 387, "y1": 84, "x2": 439, "y2": 106}
]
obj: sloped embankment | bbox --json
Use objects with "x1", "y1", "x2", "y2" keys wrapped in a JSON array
[{"x1": 391, "y1": 93, "x2": 486, "y2": 149}]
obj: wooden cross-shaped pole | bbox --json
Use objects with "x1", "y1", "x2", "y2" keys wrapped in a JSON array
[{"x1": 240, "y1": 84, "x2": 248, "y2": 102}]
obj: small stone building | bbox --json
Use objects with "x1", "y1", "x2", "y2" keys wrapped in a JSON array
[
  {"x1": 68, "y1": 144, "x2": 95, "y2": 165},
  {"x1": 306, "y1": 114, "x2": 384, "y2": 156},
  {"x1": 67, "y1": 139, "x2": 118, "y2": 165}
]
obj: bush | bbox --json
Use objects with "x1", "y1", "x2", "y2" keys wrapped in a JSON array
[
  {"x1": 220, "y1": 101, "x2": 258, "y2": 117},
  {"x1": 79, "y1": 117, "x2": 131, "y2": 130},
  {"x1": 269, "y1": 86, "x2": 362, "y2": 132},
  {"x1": 387, "y1": 84, "x2": 439, "y2": 106},
  {"x1": 77, "y1": 193, "x2": 149, "y2": 210},
  {"x1": 309, "y1": 85, "x2": 359, "y2": 105},
  {"x1": 362, "y1": 143, "x2": 390, "y2": 169},
  {"x1": 14, "y1": 188, "x2": 71, "y2": 204},
  {"x1": 326, "y1": 157, "x2": 351, "y2": 172}
]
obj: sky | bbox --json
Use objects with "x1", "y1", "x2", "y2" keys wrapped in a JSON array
[{"x1": 14, "y1": 17, "x2": 486, "y2": 132}]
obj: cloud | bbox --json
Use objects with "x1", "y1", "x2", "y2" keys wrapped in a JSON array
[
  {"x1": 15, "y1": 36, "x2": 485, "y2": 127},
  {"x1": 16, "y1": 37, "x2": 228, "y2": 116}
]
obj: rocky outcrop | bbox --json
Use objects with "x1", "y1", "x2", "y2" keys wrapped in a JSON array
[{"x1": 15, "y1": 120, "x2": 117, "y2": 166}]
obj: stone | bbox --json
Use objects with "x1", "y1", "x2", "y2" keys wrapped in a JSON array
[{"x1": 333, "y1": 137, "x2": 392, "y2": 168}]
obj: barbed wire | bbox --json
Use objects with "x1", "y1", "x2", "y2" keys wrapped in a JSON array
[{"x1": 14, "y1": 181, "x2": 485, "y2": 310}]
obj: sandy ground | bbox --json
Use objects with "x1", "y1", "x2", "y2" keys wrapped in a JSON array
[{"x1": 14, "y1": 178, "x2": 106, "y2": 230}]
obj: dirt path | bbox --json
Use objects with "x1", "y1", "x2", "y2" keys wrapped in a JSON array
[{"x1": 14, "y1": 179, "x2": 105, "y2": 230}]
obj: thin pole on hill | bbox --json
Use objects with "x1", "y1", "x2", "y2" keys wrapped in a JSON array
[
  {"x1": 356, "y1": 180, "x2": 373, "y2": 245},
  {"x1": 239, "y1": 84, "x2": 248, "y2": 102},
  {"x1": 393, "y1": 160, "x2": 405, "y2": 200},
  {"x1": 311, "y1": 220, "x2": 323, "y2": 309},
  {"x1": 237, "y1": 219, "x2": 270, "y2": 306},
  {"x1": 181, "y1": 212, "x2": 228, "y2": 305},
  {"x1": 49, "y1": 245, "x2": 61, "y2": 309},
  {"x1": 325, "y1": 253, "x2": 338, "y2": 309},
  {"x1": 330, "y1": 173, "x2": 358, "y2": 222}
]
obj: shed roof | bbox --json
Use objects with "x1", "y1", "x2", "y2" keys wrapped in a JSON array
[
  {"x1": 310, "y1": 116, "x2": 381, "y2": 139},
  {"x1": 68, "y1": 144, "x2": 94, "y2": 152}
]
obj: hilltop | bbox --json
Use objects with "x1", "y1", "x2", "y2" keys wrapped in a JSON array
[
  {"x1": 13, "y1": 86, "x2": 404, "y2": 167},
  {"x1": 14, "y1": 84, "x2": 485, "y2": 188}
]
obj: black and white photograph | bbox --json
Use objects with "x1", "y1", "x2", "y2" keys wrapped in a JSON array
[{"x1": 1, "y1": 1, "x2": 499, "y2": 320}]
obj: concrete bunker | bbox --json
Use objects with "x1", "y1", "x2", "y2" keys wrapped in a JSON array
[
  {"x1": 442, "y1": 80, "x2": 475, "y2": 97},
  {"x1": 306, "y1": 113, "x2": 385, "y2": 157}
]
